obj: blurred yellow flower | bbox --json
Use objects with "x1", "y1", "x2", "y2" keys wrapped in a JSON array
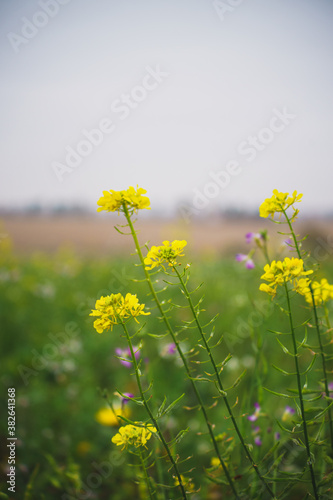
[
  {"x1": 95, "y1": 405, "x2": 130, "y2": 427},
  {"x1": 259, "y1": 189, "x2": 302, "y2": 219},
  {"x1": 76, "y1": 441, "x2": 92, "y2": 455},
  {"x1": 144, "y1": 240, "x2": 187, "y2": 270},
  {"x1": 97, "y1": 186, "x2": 150, "y2": 214},
  {"x1": 174, "y1": 474, "x2": 195, "y2": 492},
  {"x1": 111, "y1": 423, "x2": 156, "y2": 450},
  {"x1": 210, "y1": 457, "x2": 221, "y2": 468}
]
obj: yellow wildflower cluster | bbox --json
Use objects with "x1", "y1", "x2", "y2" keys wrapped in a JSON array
[
  {"x1": 296, "y1": 278, "x2": 333, "y2": 306},
  {"x1": 90, "y1": 293, "x2": 150, "y2": 333},
  {"x1": 259, "y1": 258, "x2": 313, "y2": 297},
  {"x1": 259, "y1": 190, "x2": 302, "y2": 219},
  {"x1": 97, "y1": 186, "x2": 150, "y2": 214},
  {"x1": 111, "y1": 423, "x2": 156, "y2": 450},
  {"x1": 144, "y1": 240, "x2": 187, "y2": 270}
]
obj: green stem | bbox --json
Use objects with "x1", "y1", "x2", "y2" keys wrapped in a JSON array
[
  {"x1": 122, "y1": 205, "x2": 240, "y2": 499},
  {"x1": 284, "y1": 281, "x2": 319, "y2": 500},
  {"x1": 173, "y1": 265, "x2": 276, "y2": 499},
  {"x1": 121, "y1": 319, "x2": 187, "y2": 500},
  {"x1": 138, "y1": 448, "x2": 155, "y2": 500},
  {"x1": 282, "y1": 209, "x2": 333, "y2": 451}
]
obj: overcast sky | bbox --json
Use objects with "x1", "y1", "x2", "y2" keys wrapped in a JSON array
[{"x1": 1, "y1": 0, "x2": 333, "y2": 216}]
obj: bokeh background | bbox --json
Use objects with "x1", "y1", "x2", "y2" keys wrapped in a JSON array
[
  {"x1": 1, "y1": 1, "x2": 333, "y2": 499},
  {"x1": 1, "y1": 0, "x2": 333, "y2": 215}
]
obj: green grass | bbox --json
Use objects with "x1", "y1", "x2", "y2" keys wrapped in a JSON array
[{"x1": 1, "y1": 241, "x2": 333, "y2": 499}]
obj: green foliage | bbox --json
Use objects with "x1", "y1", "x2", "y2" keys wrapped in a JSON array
[{"x1": 1, "y1": 222, "x2": 333, "y2": 498}]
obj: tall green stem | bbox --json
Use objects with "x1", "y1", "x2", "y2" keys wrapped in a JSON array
[
  {"x1": 282, "y1": 209, "x2": 333, "y2": 451},
  {"x1": 120, "y1": 319, "x2": 187, "y2": 500},
  {"x1": 284, "y1": 281, "x2": 319, "y2": 500},
  {"x1": 138, "y1": 447, "x2": 155, "y2": 500},
  {"x1": 173, "y1": 265, "x2": 276, "y2": 498},
  {"x1": 122, "y1": 205, "x2": 240, "y2": 499}
]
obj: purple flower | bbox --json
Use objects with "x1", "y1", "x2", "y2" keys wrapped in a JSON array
[
  {"x1": 236, "y1": 253, "x2": 247, "y2": 262},
  {"x1": 283, "y1": 238, "x2": 293, "y2": 247},
  {"x1": 246, "y1": 232, "x2": 255, "y2": 244},
  {"x1": 282, "y1": 405, "x2": 295, "y2": 422},
  {"x1": 235, "y1": 254, "x2": 255, "y2": 269},
  {"x1": 321, "y1": 382, "x2": 333, "y2": 399},
  {"x1": 328, "y1": 382, "x2": 333, "y2": 397},
  {"x1": 245, "y1": 259, "x2": 255, "y2": 269},
  {"x1": 248, "y1": 402, "x2": 260, "y2": 422},
  {"x1": 160, "y1": 343, "x2": 177, "y2": 358},
  {"x1": 121, "y1": 392, "x2": 134, "y2": 404},
  {"x1": 167, "y1": 343, "x2": 176, "y2": 355},
  {"x1": 274, "y1": 432, "x2": 280, "y2": 441},
  {"x1": 115, "y1": 347, "x2": 140, "y2": 368},
  {"x1": 246, "y1": 232, "x2": 263, "y2": 244},
  {"x1": 254, "y1": 436, "x2": 262, "y2": 446}
]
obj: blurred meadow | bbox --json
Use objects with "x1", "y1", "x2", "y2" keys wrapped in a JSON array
[{"x1": 1, "y1": 211, "x2": 333, "y2": 498}]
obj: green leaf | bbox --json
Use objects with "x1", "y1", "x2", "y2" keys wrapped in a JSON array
[
  {"x1": 301, "y1": 355, "x2": 317, "y2": 375},
  {"x1": 227, "y1": 370, "x2": 246, "y2": 390},
  {"x1": 24, "y1": 464, "x2": 40, "y2": 500},
  {"x1": 276, "y1": 338, "x2": 294, "y2": 356},
  {"x1": 147, "y1": 332, "x2": 168, "y2": 339},
  {"x1": 160, "y1": 393, "x2": 185, "y2": 416},
  {"x1": 156, "y1": 396, "x2": 167, "y2": 418},
  {"x1": 174, "y1": 428, "x2": 189, "y2": 444},
  {"x1": 263, "y1": 387, "x2": 294, "y2": 399},
  {"x1": 272, "y1": 364, "x2": 296, "y2": 376},
  {"x1": 312, "y1": 401, "x2": 333, "y2": 421},
  {"x1": 268, "y1": 328, "x2": 289, "y2": 335},
  {"x1": 217, "y1": 353, "x2": 232, "y2": 368}
]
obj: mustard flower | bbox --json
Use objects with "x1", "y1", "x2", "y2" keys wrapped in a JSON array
[
  {"x1": 174, "y1": 475, "x2": 195, "y2": 493},
  {"x1": 97, "y1": 186, "x2": 150, "y2": 214},
  {"x1": 296, "y1": 278, "x2": 333, "y2": 306},
  {"x1": 144, "y1": 240, "x2": 187, "y2": 270},
  {"x1": 95, "y1": 405, "x2": 130, "y2": 427},
  {"x1": 111, "y1": 423, "x2": 156, "y2": 450},
  {"x1": 259, "y1": 189, "x2": 302, "y2": 219},
  {"x1": 259, "y1": 258, "x2": 313, "y2": 296},
  {"x1": 90, "y1": 293, "x2": 150, "y2": 333}
]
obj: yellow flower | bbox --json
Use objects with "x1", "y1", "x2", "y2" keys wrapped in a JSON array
[
  {"x1": 259, "y1": 283, "x2": 277, "y2": 298},
  {"x1": 144, "y1": 240, "x2": 187, "y2": 270},
  {"x1": 95, "y1": 405, "x2": 131, "y2": 427},
  {"x1": 297, "y1": 278, "x2": 333, "y2": 306},
  {"x1": 174, "y1": 474, "x2": 195, "y2": 493},
  {"x1": 77, "y1": 441, "x2": 92, "y2": 455},
  {"x1": 259, "y1": 189, "x2": 302, "y2": 219},
  {"x1": 211, "y1": 457, "x2": 221, "y2": 468},
  {"x1": 90, "y1": 293, "x2": 150, "y2": 333},
  {"x1": 97, "y1": 186, "x2": 150, "y2": 214},
  {"x1": 111, "y1": 423, "x2": 156, "y2": 450},
  {"x1": 260, "y1": 258, "x2": 313, "y2": 296}
]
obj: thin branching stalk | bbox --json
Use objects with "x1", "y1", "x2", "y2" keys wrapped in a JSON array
[
  {"x1": 122, "y1": 204, "x2": 241, "y2": 499},
  {"x1": 120, "y1": 319, "x2": 188, "y2": 500},
  {"x1": 282, "y1": 208, "x2": 333, "y2": 451},
  {"x1": 284, "y1": 281, "x2": 319, "y2": 500},
  {"x1": 172, "y1": 265, "x2": 276, "y2": 498},
  {"x1": 138, "y1": 448, "x2": 155, "y2": 500}
]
